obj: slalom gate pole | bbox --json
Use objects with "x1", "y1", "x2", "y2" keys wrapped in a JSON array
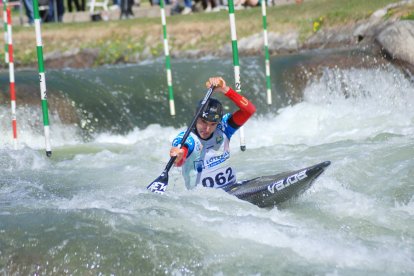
[
  {"x1": 159, "y1": 0, "x2": 175, "y2": 116},
  {"x1": 227, "y1": 0, "x2": 246, "y2": 151},
  {"x1": 2, "y1": 0, "x2": 8, "y2": 63},
  {"x1": 6, "y1": 7, "x2": 17, "y2": 149},
  {"x1": 33, "y1": 0, "x2": 52, "y2": 157},
  {"x1": 261, "y1": 0, "x2": 272, "y2": 105}
]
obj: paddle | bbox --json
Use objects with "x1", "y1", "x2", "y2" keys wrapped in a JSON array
[{"x1": 147, "y1": 85, "x2": 215, "y2": 194}]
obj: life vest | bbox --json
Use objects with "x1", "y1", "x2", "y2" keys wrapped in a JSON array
[{"x1": 172, "y1": 113, "x2": 238, "y2": 189}]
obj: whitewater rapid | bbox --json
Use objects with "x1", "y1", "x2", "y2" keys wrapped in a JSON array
[{"x1": 0, "y1": 57, "x2": 413, "y2": 274}]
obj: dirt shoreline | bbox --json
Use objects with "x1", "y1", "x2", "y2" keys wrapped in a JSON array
[
  {"x1": 38, "y1": 22, "x2": 413, "y2": 76},
  {"x1": 8, "y1": 0, "x2": 414, "y2": 72}
]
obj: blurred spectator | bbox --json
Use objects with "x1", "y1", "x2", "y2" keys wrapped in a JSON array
[
  {"x1": 150, "y1": 0, "x2": 171, "y2": 5},
  {"x1": 47, "y1": 0, "x2": 65, "y2": 22},
  {"x1": 170, "y1": 0, "x2": 192, "y2": 15},
  {"x1": 120, "y1": 0, "x2": 134, "y2": 18},
  {"x1": 202, "y1": 0, "x2": 219, "y2": 12},
  {"x1": 234, "y1": 0, "x2": 258, "y2": 8},
  {"x1": 22, "y1": 0, "x2": 34, "y2": 24},
  {"x1": 169, "y1": 0, "x2": 192, "y2": 14},
  {"x1": 111, "y1": 0, "x2": 120, "y2": 8},
  {"x1": 38, "y1": 0, "x2": 50, "y2": 21},
  {"x1": 170, "y1": 0, "x2": 182, "y2": 15},
  {"x1": 67, "y1": 0, "x2": 86, "y2": 12},
  {"x1": 181, "y1": 0, "x2": 192, "y2": 14}
]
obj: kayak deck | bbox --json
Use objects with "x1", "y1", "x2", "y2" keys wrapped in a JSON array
[{"x1": 225, "y1": 161, "x2": 331, "y2": 208}]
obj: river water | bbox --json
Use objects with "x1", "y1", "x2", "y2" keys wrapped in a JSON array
[{"x1": 0, "y1": 50, "x2": 413, "y2": 275}]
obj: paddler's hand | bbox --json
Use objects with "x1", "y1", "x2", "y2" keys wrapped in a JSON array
[
  {"x1": 205, "y1": 77, "x2": 230, "y2": 94},
  {"x1": 170, "y1": 147, "x2": 185, "y2": 165}
]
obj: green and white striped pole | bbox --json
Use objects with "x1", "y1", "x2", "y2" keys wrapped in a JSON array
[
  {"x1": 159, "y1": 0, "x2": 175, "y2": 116},
  {"x1": 3, "y1": 0, "x2": 8, "y2": 63},
  {"x1": 227, "y1": 0, "x2": 246, "y2": 151},
  {"x1": 33, "y1": 0, "x2": 52, "y2": 157},
  {"x1": 261, "y1": 0, "x2": 272, "y2": 105}
]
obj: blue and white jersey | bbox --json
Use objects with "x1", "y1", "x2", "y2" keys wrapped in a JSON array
[{"x1": 172, "y1": 113, "x2": 238, "y2": 190}]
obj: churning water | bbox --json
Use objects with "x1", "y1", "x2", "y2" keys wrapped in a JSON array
[{"x1": 0, "y1": 52, "x2": 413, "y2": 274}]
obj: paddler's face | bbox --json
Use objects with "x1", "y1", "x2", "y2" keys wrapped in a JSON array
[{"x1": 196, "y1": 118, "x2": 218, "y2": 139}]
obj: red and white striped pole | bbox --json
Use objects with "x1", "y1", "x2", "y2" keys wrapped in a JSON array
[{"x1": 7, "y1": 7, "x2": 17, "y2": 149}]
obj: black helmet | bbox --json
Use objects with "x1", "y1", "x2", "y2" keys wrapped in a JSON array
[{"x1": 198, "y1": 98, "x2": 223, "y2": 123}]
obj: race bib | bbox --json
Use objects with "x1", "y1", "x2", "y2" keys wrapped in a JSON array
[{"x1": 198, "y1": 166, "x2": 237, "y2": 188}]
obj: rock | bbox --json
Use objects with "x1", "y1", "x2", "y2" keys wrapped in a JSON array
[
  {"x1": 31, "y1": 0, "x2": 414, "y2": 74},
  {"x1": 173, "y1": 49, "x2": 204, "y2": 59},
  {"x1": 371, "y1": 0, "x2": 413, "y2": 20},
  {"x1": 376, "y1": 20, "x2": 414, "y2": 67},
  {"x1": 141, "y1": 46, "x2": 152, "y2": 59},
  {"x1": 371, "y1": 9, "x2": 387, "y2": 19},
  {"x1": 353, "y1": 19, "x2": 392, "y2": 41},
  {"x1": 234, "y1": 31, "x2": 299, "y2": 55},
  {"x1": 268, "y1": 32, "x2": 300, "y2": 53},
  {"x1": 237, "y1": 33, "x2": 263, "y2": 53},
  {"x1": 304, "y1": 24, "x2": 357, "y2": 49},
  {"x1": 44, "y1": 48, "x2": 99, "y2": 69}
]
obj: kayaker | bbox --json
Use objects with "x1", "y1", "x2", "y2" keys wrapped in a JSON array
[{"x1": 170, "y1": 76, "x2": 256, "y2": 189}]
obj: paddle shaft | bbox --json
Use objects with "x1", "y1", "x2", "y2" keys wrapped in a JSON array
[{"x1": 163, "y1": 85, "x2": 215, "y2": 173}]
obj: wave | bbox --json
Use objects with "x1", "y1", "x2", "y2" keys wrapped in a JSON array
[{"x1": 0, "y1": 57, "x2": 412, "y2": 150}]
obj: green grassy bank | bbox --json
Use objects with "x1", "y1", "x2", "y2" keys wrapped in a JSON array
[{"x1": 10, "y1": 0, "x2": 414, "y2": 67}]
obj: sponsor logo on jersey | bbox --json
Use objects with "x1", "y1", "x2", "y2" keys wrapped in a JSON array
[
  {"x1": 267, "y1": 169, "x2": 308, "y2": 194},
  {"x1": 194, "y1": 160, "x2": 204, "y2": 172},
  {"x1": 240, "y1": 97, "x2": 249, "y2": 106},
  {"x1": 216, "y1": 135, "x2": 223, "y2": 144},
  {"x1": 205, "y1": 151, "x2": 230, "y2": 168}
]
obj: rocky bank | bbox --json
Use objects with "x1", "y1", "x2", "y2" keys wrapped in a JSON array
[
  {"x1": 233, "y1": 0, "x2": 414, "y2": 75},
  {"x1": 40, "y1": 0, "x2": 414, "y2": 76}
]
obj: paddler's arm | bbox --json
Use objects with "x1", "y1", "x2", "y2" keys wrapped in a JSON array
[
  {"x1": 171, "y1": 131, "x2": 196, "y2": 166},
  {"x1": 206, "y1": 77, "x2": 256, "y2": 128},
  {"x1": 224, "y1": 87, "x2": 256, "y2": 127},
  {"x1": 170, "y1": 146, "x2": 188, "y2": 167}
]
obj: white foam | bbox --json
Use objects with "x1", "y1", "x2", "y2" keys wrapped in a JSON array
[
  {"x1": 244, "y1": 66, "x2": 414, "y2": 148},
  {"x1": 93, "y1": 124, "x2": 178, "y2": 145},
  {"x1": 1, "y1": 65, "x2": 412, "y2": 153}
]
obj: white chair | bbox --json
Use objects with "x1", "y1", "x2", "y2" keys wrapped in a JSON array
[{"x1": 87, "y1": 0, "x2": 109, "y2": 19}]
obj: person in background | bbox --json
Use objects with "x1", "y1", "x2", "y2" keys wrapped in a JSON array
[
  {"x1": 150, "y1": 0, "x2": 171, "y2": 5},
  {"x1": 119, "y1": 0, "x2": 134, "y2": 19},
  {"x1": 169, "y1": 0, "x2": 191, "y2": 15},
  {"x1": 234, "y1": 0, "x2": 258, "y2": 9},
  {"x1": 46, "y1": 0, "x2": 65, "y2": 22},
  {"x1": 170, "y1": 76, "x2": 256, "y2": 190},
  {"x1": 22, "y1": 0, "x2": 34, "y2": 25},
  {"x1": 181, "y1": 0, "x2": 192, "y2": 14},
  {"x1": 67, "y1": 0, "x2": 85, "y2": 12},
  {"x1": 202, "y1": 0, "x2": 219, "y2": 12}
]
